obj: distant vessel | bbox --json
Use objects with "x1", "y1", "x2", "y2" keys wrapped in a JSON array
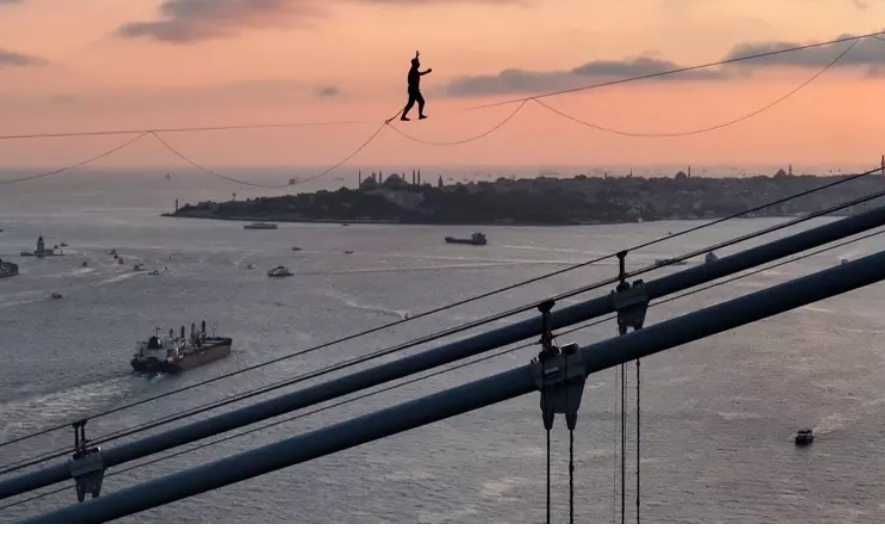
[
  {"x1": 654, "y1": 258, "x2": 688, "y2": 267},
  {"x1": 795, "y1": 429, "x2": 814, "y2": 446},
  {"x1": 50, "y1": 292, "x2": 63, "y2": 300},
  {"x1": 131, "y1": 321, "x2": 232, "y2": 374},
  {"x1": 0, "y1": 258, "x2": 19, "y2": 279},
  {"x1": 244, "y1": 222, "x2": 278, "y2": 230},
  {"x1": 445, "y1": 232, "x2": 487, "y2": 246},
  {"x1": 267, "y1": 265, "x2": 294, "y2": 277}
]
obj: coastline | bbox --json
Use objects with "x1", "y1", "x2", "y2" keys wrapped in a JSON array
[{"x1": 160, "y1": 212, "x2": 639, "y2": 227}]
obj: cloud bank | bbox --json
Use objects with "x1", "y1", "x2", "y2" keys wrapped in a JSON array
[
  {"x1": 446, "y1": 33, "x2": 885, "y2": 97},
  {"x1": 118, "y1": 0, "x2": 523, "y2": 43},
  {"x1": 0, "y1": 48, "x2": 47, "y2": 67}
]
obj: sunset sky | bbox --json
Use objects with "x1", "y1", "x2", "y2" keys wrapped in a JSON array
[{"x1": 0, "y1": 0, "x2": 884, "y2": 171}]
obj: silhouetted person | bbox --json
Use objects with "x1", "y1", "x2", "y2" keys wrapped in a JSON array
[{"x1": 401, "y1": 51, "x2": 431, "y2": 121}]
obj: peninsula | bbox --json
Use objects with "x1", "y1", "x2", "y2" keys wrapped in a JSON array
[{"x1": 164, "y1": 169, "x2": 885, "y2": 226}]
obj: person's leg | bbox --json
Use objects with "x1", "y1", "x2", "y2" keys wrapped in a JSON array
[
  {"x1": 401, "y1": 93, "x2": 416, "y2": 120},
  {"x1": 417, "y1": 92, "x2": 427, "y2": 118}
]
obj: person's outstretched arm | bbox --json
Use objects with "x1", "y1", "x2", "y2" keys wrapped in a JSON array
[{"x1": 420, "y1": 68, "x2": 432, "y2": 76}]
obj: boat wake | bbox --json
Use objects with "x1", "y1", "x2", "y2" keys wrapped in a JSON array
[
  {"x1": 321, "y1": 289, "x2": 409, "y2": 319},
  {"x1": 0, "y1": 372, "x2": 136, "y2": 442}
]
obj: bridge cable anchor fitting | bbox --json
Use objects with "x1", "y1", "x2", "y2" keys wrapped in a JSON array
[{"x1": 68, "y1": 419, "x2": 105, "y2": 503}]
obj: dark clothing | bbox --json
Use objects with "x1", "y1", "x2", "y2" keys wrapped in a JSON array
[
  {"x1": 401, "y1": 59, "x2": 427, "y2": 120},
  {"x1": 408, "y1": 67, "x2": 421, "y2": 91},
  {"x1": 403, "y1": 88, "x2": 425, "y2": 117}
]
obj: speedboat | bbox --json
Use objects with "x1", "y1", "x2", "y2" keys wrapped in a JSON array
[{"x1": 267, "y1": 265, "x2": 294, "y2": 277}]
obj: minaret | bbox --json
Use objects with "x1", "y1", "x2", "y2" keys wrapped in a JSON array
[
  {"x1": 688, "y1": 165, "x2": 692, "y2": 179},
  {"x1": 417, "y1": 169, "x2": 422, "y2": 185},
  {"x1": 358, "y1": 169, "x2": 362, "y2": 187}
]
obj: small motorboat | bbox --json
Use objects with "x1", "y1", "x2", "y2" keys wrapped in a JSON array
[
  {"x1": 267, "y1": 265, "x2": 294, "y2": 278},
  {"x1": 50, "y1": 292, "x2": 64, "y2": 300},
  {"x1": 795, "y1": 429, "x2": 814, "y2": 446}
]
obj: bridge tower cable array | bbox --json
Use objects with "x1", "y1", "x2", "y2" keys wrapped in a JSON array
[
  {"x1": 20, "y1": 242, "x2": 885, "y2": 523},
  {"x1": 5, "y1": 224, "x2": 883, "y2": 516}
]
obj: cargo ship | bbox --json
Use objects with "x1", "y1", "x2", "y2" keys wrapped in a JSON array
[
  {"x1": 444, "y1": 232, "x2": 487, "y2": 246},
  {"x1": 243, "y1": 222, "x2": 278, "y2": 230},
  {"x1": 131, "y1": 320, "x2": 232, "y2": 374}
]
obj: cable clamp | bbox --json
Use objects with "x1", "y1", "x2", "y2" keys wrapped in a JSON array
[
  {"x1": 68, "y1": 420, "x2": 105, "y2": 503},
  {"x1": 611, "y1": 280, "x2": 649, "y2": 333},
  {"x1": 534, "y1": 342, "x2": 586, "y2": 432}
]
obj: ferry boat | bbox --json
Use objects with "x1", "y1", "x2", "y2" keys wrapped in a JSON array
[
  {"x1": 131, "y1": 321, "x2": 233, "y2": 374},
  {"x1": 445, "y1": 232, "x2": 487, "y2": 246},
  {"x1": 244, "y1": 222, "x2": 278, "y2": 230}
]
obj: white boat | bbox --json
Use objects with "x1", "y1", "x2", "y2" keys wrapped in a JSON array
[
  {"x1": 244, "y1": 222, "x2": 278, "y2": 230},
  {"x1": 267, "y1": 265, "x2": 294, "y2": 277}
]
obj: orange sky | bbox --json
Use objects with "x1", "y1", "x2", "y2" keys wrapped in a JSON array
[{"x1": 0, "y1": 0, "x2": 883, "y2": 171}]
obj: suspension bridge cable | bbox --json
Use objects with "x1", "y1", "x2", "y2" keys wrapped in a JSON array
[
  {"x1": 1, "y1": 164, "x2": 882, "y2": 463},
  {"x1": 149, "y1": 124, "x2": 388, "y2": 189},
  {"x1": 0, "y1": 120, "x2": 373, "y2": 142},
  {"x1": 531, "y1": 38, "x2": 860, "y2": 138},
  {"x1": 0, "y1": 30, "x2": 880, "y2": 145},
  {"x1": 0, "y1": 132, "x2": 151, "y2": 185},
  {"x1": 463, "y1": 30, "x2": 885, "y2": 112},
  {"x1": 6, "y1": 223, "x2": 880, "y2": 515}
]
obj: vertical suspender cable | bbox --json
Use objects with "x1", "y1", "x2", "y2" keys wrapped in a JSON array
[
  {"x1": 636, "y1": 358, "x2": 641, "y2": 524},
  {"x1": 620, "y1": 362, "x2": 626, "y2": 524},
  {"x1": 612, "y1": 369, "x2": 619, "y2": 523}
]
